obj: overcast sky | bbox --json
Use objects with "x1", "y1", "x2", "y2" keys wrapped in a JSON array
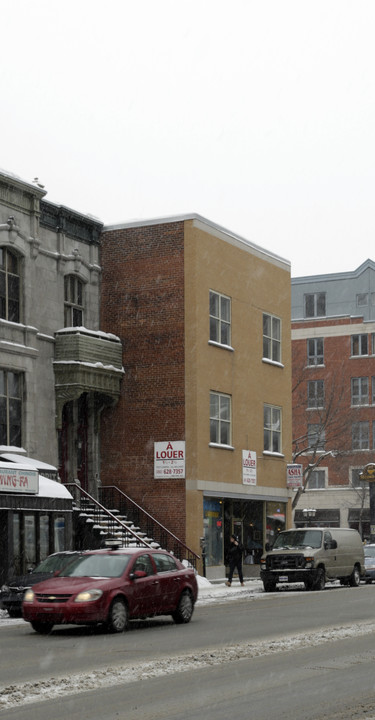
[{"x1": 2, "y1": 1, "x2": 375, "y2": 277}]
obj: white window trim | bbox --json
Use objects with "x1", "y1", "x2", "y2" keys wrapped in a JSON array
[
  {"x1": 262, "y1": 358, "x2": 284, "y2": 369},
  {"x1": 209, "y1": 442, "x2": 235, "y2": 451},
  {"x1": 208, "y1": 340, "x2": 234, "y2": 352}
]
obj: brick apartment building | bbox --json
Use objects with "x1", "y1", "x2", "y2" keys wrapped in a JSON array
[
  {"x1": 291, "y1": 259, "x2": 375, "y2": 537},
  {"x1": 100, "y1": 214, "x2": 292, "y2": 578}
]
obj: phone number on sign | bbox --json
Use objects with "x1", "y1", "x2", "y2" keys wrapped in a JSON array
[{"x1": 157, "y1": 468, "x2": 184, "y2": 476}]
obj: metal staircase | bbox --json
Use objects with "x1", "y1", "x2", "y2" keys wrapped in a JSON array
[{"x1": 66, "y1": 483, "x2": 200, "y2": 569}]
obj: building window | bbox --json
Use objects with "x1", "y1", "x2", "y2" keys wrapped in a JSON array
[
  {"x1": 307, "y1": 469, "x2": 326, "y2": 489},
  {"x1": 64, "y1": 275, "x2": 84, "y2": 327},
  {"x1": 264, "y1": 405, "x2": 281, "y2": 454},
  {"x1": 263, "y1": 313, "x2": 281, "y2": 363},
  {"x1": 0, "y1": 369, "x2": 22, "y2": 445},
  {"x1": 351, "y1": 334, "x2": 368, "y2": 356},
  {"x1": 210, "y1": 391, "x2": 232, "y2": 446},
  {"x1": 307, "y1": 338, "x2": 324, "y2": 366},
  {"x1": 351, "y1": 377, "x2": 369, "y2": 406},
  {"x1": 304, "y1": 292, "x2": 326, "y2": 318},
  {"x1": 209, "y1": 290, "x2": 231, "y2": 346},
  {"x1": 352, "y1": 421, "x2": 369, "y2": 450},
  {"x1": 351, "y1": 468, "x2": 367, "y2": 487},
  {"x1": 307, "y1": 380, "x2": 324, "y2": 408},
  {"x1": 0, "y1": 247, "x2": 20, "y2": 323},
  {"x1": 307, "y1": 423, "x2": 326, "y2": 451},
  {"x1": 357, "y1": 293, "x2": 368, "y2": 307}
]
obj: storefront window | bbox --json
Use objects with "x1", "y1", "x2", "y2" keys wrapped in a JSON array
[
  {"x1": 265, "y1": 502, "x2": 286, "y2": 547},
  {"x1": 203, "y1": 499, "x2": 223, "y2": 566},
  {"x1": 40, "y1": 515, "x2": 50, "y2": 560},
  {"x1": 12, "y1": 513, "x2": 21, "y2": 574},
  {"x1": 24, "y1": 514, "x2": 36, "y2": 569},
  {"x1": 54, "y1": 516, "x2": 65, "y2": 551}
]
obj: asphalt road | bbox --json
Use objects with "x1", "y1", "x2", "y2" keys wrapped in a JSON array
[{"x1": 2, "y1": 584, "x2": 375, "y2": 719}]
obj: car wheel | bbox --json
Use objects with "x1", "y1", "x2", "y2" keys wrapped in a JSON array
[
  {"x1": 263, "y1": 580, "x2": 276, "y2": 593},
  {"x1": 313, "y1": 568, "x2": 325, "y2": 591},
  {"x1": 172, "y1": 590, "x2": 194, "y2": 624},
  {"x1": 349, "y1": 566, "x2": 361, "y2": 587},
  {"x1": 31, "y1": 621, "x2": 54, "y2": 634},
  {"x1": 365, "y1": 579, "x2": 372, "y2": 584},
  {"x1": 8, "y1": 608, "x2": 22, "y2": 618},
  {"x1": 107, "y1": 597, "x2": 128, "y2": 633}
]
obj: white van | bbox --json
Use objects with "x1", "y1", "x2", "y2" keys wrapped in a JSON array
[{"x1": 260, "y1": 527, "x2": 364, "y2": 592}]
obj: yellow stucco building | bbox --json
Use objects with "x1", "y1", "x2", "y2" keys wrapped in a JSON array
[{"x1": 101, "y1": 214, "x2": 292, "y2": 578}]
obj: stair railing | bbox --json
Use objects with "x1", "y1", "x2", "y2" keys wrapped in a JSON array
[
  {"x1": 66, "y1": 483, "x2": 153, "y2": 549},
  {"x1": 99, "y1": 485, "x2": 200, "y2": 569}
]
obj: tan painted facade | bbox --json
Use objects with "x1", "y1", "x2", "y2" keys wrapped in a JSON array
[{"x1": 183, "y1": 218, "x2": 292, "y2": 570}]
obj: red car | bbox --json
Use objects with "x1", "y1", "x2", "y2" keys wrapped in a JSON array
[{"x1": 22, "y1": 547, "x2": 198, "y2": 634}]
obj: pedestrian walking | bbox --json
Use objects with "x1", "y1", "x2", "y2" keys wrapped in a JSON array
[{"x1": 226, "y1": 534, "x2": 244, "y2": 586}]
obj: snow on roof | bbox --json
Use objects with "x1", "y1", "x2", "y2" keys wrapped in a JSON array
[{"x1": 0, "y1": 453, "x2": 57, "y2": 471}]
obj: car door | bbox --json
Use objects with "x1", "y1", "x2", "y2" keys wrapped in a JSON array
[
  {"x1": 152, "y1": 553, "x2": 182, "y2": 611},
  {"x1": 127, "y1": 553, "x2": 161, "y2": 617}
]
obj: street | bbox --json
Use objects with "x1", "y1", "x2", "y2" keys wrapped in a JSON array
[{"x1": 1, "y1": 583, "x2": 375, "y2": 719}]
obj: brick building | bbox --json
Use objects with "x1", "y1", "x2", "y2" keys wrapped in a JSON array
[
  {"x1": 291, "y1": 259, "x2": 375, "y2": 537},
  {"x1": 100, "y1": 214, "x2": 292, "y2": 578}
]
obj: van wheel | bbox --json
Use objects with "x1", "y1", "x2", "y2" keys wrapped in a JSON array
[
  {"x1": 263, "y1": 580, "x2": 277, "y2": 593},
  {"x1": 313, "y1": 568, "x2": 325, "y2": 591},
  {"x1": 349, "y1": 566, "x2": 361, "y2": 587}
]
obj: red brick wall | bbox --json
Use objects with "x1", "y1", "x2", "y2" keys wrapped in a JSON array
[
  {"x1": 292, "y1": 321, "x2": 375, "y2": 486},
  {"x1": 99, "y1": 221, "x2": 186, "y2": 541}
]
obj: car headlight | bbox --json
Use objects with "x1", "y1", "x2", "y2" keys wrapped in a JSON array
[
  {"x1": 23, "y1": 589, "x2": 35, "y2": 602},
  {"x1": 74, "y1": 589, "x2": 103, "y2": 603}
]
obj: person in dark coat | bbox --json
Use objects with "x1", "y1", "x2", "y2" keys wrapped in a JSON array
[{"x1": 226, "y1": 534, "x2": 244, "y2": 586}]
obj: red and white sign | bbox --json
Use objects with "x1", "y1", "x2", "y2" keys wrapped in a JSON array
[
  {"x1": 0, "y1": 466, "x2": 39, "y2": 494},
  {"x1": 286, "y1": 464, "x2": 303, "y2": 488},
  {"x1": 242, "y1": 450, "x2": 257, "y2": 485},
  {"x1": 154, "y1": 441, "x2": 185, "y2": 479}
]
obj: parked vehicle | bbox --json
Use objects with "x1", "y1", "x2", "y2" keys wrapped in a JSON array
[
  {"x1": 260, "y1": 527, "x2": 364, "y2": 592},
  {"x1": 0, "y1": 551, "x2": 81, "y2": 617},
  {"x1": 363, "y1": 544, "x2": 375, "y2": 584},
  {"x1": 22, "y1": 547, "x2": 198, "y2": 634}
]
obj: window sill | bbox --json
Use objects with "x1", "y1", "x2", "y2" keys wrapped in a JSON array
[
  {"x1": 263, "y1": 451, "x2": 284, "y2": 458},
  {"x1": 209, "y1": 443, "x2": 235, "y2": 451},
  {"x1": 262, "y1": 358, "x2": 284, "y2": 368},
  {"x1": 208, "y1": 340, "x2": 234, "y2": 352}
]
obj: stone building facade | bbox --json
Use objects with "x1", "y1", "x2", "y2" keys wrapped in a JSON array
[{"x1": 0, "y1": 169, "x2": 123, "y2": 580}]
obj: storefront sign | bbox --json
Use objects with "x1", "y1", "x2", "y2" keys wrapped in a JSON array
[
  {"x1": 286, "y1": 463, "x2": 303, "y2": 488},
  {"x1": 242, "y1": 450, "x2": 257, "y2": 485},
  {"x1": 0, "y1": 466, "x2": 39, "y2": 494},
  {"x1": 154, "y1": 441, "x2": 185, "y2": 479}
]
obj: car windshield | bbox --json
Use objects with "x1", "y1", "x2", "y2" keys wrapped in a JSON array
[
  {"x1": 33, "y1": 553, "x2": 79, "y2": 574},
  {"x1": 59, "y1": 553, "x2": 131, "y2": 578},
  {"x1": 272, "y1": 530, "x2": 322, "y2": 550},
  {"x1": 364, "y1": 546, "x2": 375, "y2": 558}
]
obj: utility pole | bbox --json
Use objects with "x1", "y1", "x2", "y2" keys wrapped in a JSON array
[{"x1": 359, "y1": 463, "x2": 375, "y2": 543}]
